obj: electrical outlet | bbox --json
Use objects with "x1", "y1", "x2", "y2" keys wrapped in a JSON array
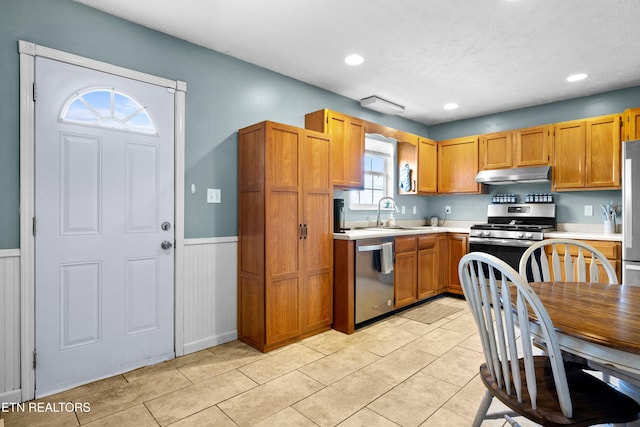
[
  {"x1": 401, "y1": 205, "x2": 406, "y2": 214},
  {"x1": 445, "y1": 206, "x2": 452, "y2": 214},
  {"x1": 584, "y1": 205, "x2": 593, "y2": 216},
  {"x1": 412, "y1": 206, "x2": 417, "y2": 215}
]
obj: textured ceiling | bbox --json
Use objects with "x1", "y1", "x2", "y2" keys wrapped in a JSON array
[{"x1": 74, "y1": 0, "x2": 640, "y2": 125}]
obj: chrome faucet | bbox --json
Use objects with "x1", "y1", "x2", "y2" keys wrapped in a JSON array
[{"x1": 376, "y1": 196, "x2": 399, "y2": 226}]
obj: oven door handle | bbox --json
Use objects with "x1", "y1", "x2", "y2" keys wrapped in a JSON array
[{"x1": 469, "y1": 237, "x2": 535, "y2": 248}]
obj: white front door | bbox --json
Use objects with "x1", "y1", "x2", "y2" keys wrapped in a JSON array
[{"x1": 34, "y1": 57, "x2": 175, "y2": 397}]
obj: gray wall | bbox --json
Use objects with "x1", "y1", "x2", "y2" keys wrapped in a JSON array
[
  {"x1": 1, "y1": 1, "x2": 636, "y2": 248},
  {"x1": 0, "y1": 0, "x2": 429, "y2": 249}
]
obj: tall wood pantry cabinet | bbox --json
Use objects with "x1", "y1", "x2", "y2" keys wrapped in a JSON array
[{"x1": 238, "y1": 121, "x2": 333, "y2": 352}]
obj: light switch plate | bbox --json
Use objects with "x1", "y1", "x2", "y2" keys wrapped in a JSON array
[
  {"x1": 584, "y1": 205, "x2": 593, "y2": 216},
  {"x1": 207, "y1": 188, "x2": 221, "y2": 203}
]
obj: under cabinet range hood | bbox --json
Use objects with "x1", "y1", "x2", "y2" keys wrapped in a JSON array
[{"x1": 475, "y1": 165, "x2": 551, "y2": 185}]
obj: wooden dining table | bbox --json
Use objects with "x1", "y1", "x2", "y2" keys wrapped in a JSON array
[{"x1": 526, "y1": 281, "x2": 640, "y2": 397}]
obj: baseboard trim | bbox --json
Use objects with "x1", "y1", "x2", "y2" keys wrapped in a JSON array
[
  {"x1": 0, "y1": 389, "x2": 22, "y2": 405},
  {"x1": 183, "y1": 331, "x2": 238, "y2": 355}
]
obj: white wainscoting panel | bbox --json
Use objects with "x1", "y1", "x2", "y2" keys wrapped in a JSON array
[
  {"x1": 182, "y1": 237, "x2": 238, "y2": 354},
  {"x1": 1, "y1": 249, "x2": 21, "y2": 403}
]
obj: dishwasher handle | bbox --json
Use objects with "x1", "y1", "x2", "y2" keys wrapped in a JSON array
[{"x1": 358, "y1": 244, "x2": 383, "y2": 252}]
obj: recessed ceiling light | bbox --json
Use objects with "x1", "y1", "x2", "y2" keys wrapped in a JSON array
[
  {"x1": 344, "y1": 54, "x2": 364, "y2": 66},
  {"x1": 567, "y1": 73, "x2": 588, "y2": 82},
  {"x1": 443, "y1": 103, "x2": 459, "y2": 110}
]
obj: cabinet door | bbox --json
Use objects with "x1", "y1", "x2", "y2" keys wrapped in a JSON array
[
  {"x1": 395, "y1": 251, "x2": 417, "y2": 308},
  {"x1": 585, "y1": 114, "x2": 621, "y2": 189},
  {"x1": 395, "y1": 236, "x2": 417, "y2": 308},
  {"x1": 326, "y1": 111, "x2": 364, "y2": 188},
  {"x1": 447, "y1": 234, "x2": 468, "y2": 295},
  {"x1": 398, "y1": 133, "x2": 419, "y2": 194},
  {"x1": 543, "y1": 240, "x2": 620, "y2": 283},
  {"x1": 437, "y1": 136, "x2": 481, "y2": 194},
  {"x1": 514, "y1": 125, "x2": 551, "y2": 167},
  {"x1": 418, "y1": 137, "x2": 437, "y2": 193},
  {"x1": 344, "y1": 115, "x2": 365, "y2": 188},
  {"x1": 265, "y1": 123, "x2": 304, "y2": 344},
  {"x1": 480, "y1": 131, "x2": 513, "y2": 170},
  {"x1": 435, "y1": 234, "x2": 449, "y2": 293},
  {"x1": 304, "y1": 109, "x2": 364, "y2": 188},
  {"x1": 417, "y1": 235, "x2": 437, "y2": 299},
  {"x1": 624, "y1": 108, "x2": 640, "y2": 141},
  {"x1": 553, "y1": 119, "x2": 586, "y2": 191},
  {"x1": 301, "y1": 131, "x2": 333, "y2": 332}
]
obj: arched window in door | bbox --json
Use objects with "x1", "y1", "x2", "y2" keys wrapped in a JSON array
[{"x1": 60, "y1": 87, "x2": 157, "y2": 135}]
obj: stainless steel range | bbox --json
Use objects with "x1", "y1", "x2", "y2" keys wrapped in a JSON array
[{"x1": 469, "y1": 204, "x2": 556, "y2": 270}]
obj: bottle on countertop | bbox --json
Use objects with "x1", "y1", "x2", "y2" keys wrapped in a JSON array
[{"x1": 387, "y1": 212, "x2": 395, "y2": 227}]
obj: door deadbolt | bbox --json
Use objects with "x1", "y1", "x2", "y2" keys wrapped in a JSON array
[
  {"x1": 161, "y1": 240, "x2": 173, "y2": 250},
  {"x1": 161, "y1": 222, "x2": 172, "y2": 231}
]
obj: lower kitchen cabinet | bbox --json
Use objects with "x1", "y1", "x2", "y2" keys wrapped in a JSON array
[
  {"x1": 544, "y1": 239, "x2": 621, "y2": 283},
  {"x1": 417, "y1": 235, "x2": 438, "y2": 299},
  {"x1": 435, "y1": 235, "x2": 449, "y2": 294},
  {"x1": 446, "y1": 234, "x2": 469, "y2": 295},
  {"x1": 332, "y1": 232, "x2": 468, "y2": 334},
  {"x1": 394, "y1": 236, "x2": 418, "y2": 308},
  {"x1": 395, "y1": 233, "x2": 455, "y2": 306}
]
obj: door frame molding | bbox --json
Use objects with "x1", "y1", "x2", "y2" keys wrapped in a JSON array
[{"x1": 18, "y1": 40, "x2": 187, "y2": 401}]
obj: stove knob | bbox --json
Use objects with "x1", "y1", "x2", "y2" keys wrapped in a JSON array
[
  {"x1": 525, "y1": 232, "x2": 533, "y2": 239},
  {"x1": 516, "y1": 232, "x2": 524, "y2": 238},
  {"x1": 483, "y1": 231, "x2": 491, "y2": 237}
]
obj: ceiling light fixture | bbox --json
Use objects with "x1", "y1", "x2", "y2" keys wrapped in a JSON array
[
  {"x1": 360, "y1": 96, "x2": 405, "y2": 115},
  {"x1": 443, "y1": 102, "x2": 459, "y2": 110},
  {"x1": 567, "y1": 73, "x2": 588, "y2": 82},
  {"x1": 344, "y1": 54, "x2": 364, "y2": 66}
]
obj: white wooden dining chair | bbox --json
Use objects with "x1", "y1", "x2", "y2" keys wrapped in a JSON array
[
  {"x1": 518, "y1": 238, "x2": 618, "y2": 284},
  {"x1": 518, "y1": 238, "x2": 618, "y2": 380},
  {"x1": 458, "y1": 252, "x2": 640, "y2": 426}
]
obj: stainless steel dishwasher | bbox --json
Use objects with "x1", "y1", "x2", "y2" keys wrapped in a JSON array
[{"x1": 355, "y1": 237, "x2": 395, "y2": 325}]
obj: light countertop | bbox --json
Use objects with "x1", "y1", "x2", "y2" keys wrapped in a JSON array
[
  {"x1": 544, "y1": 231, "x2": 622, "y2": 242},
  {"x1": 334, "y1": 221, "x2": 622, "y2": 242}
]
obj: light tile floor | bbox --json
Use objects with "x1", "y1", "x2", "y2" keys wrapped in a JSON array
[{"x1": 0, "y1": 296, "x2": 634, "y2": 426}]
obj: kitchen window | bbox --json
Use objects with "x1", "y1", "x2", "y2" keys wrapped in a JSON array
[{"x1": 350, "y1": 135, "x2": 395, "y2": 210}]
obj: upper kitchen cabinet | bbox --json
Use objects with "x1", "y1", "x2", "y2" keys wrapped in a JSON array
[
  {"x1": 397, "y1": 132, "x2": 419, "y2": 195},
  {"x1": 305, "y1": 109, "x2": 364, "y2": 188},
  {"x1": 515, "y1": 125, "x2": 552, "y2": 167},
  {"x1": 553, "y1": 114, "x2": 622, "y2": 191},
  {"x1": 418, "y1": 137, "x2": 438, "y2": 194},
  {"x1": 624, "y1": 107, "x2": 640, "y2": 141},
  {"x1": 437, "y1": 135, "x2": 482, "y2": 193},
  {"x1": 479, "y1": 131, "x2": 513, "y2": 170},
  {"x1": 238, "y1": 121, "x2": 333, "y2": 352},
  {"x1": 479, "y1": 125, "x2": 551, "y2": 170}
]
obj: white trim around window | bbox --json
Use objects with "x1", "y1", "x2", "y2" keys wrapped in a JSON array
[{"x1": 349, "y1": 135, "x2": 396, "y2": 211}]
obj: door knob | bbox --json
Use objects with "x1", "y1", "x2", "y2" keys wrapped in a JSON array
[
  {"x1": 161, "y1": 240, "x2": 173, "y2": 250},
  {"x1": 161, "y1": 221, "x2": 172, "y2": 231}
]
